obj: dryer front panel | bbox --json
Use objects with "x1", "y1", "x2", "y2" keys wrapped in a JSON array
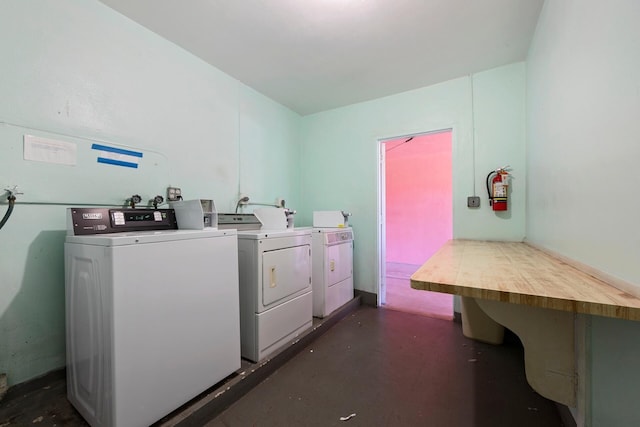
[
  {"x1": 326, "y1": 242, "x2": 353, "y2": 287},
  {"x1": 262, "y1": 244, "x2": 311, "y2": 308}
]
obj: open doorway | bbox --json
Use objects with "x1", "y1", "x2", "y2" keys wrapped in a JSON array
[{"x1": 378, "y1": 130, "x2": 454, "y2": 320}]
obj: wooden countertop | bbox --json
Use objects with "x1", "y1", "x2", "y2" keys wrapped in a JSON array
[{"x1": 410, "y1": 240, "x2": 640, "y2": 321}]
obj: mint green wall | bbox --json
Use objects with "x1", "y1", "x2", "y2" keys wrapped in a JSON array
[
  {"x1": 239, "y1": 85, "x2": 302, "y2": 210},
  {"x1": 526, "y1": 0, "x2": 640, "y2": 425},
  {"x1": 299, "y1": 63, "x2": 526, "y2": 294},
  {"x1": 0, "y1": 0, "x2": 300, "y2": 386}
]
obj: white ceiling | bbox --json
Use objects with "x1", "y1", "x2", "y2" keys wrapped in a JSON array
[{"x1": 99, "y1": 0, "x2": 545, "y2": 116}]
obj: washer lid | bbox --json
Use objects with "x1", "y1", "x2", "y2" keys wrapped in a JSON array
[{"x1": 65, "y1": 228, "x2": 237, "y2": 246}]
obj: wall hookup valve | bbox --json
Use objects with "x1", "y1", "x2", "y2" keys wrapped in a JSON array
[
  {"x1": 150, "y1": 195, "x2": 164, "y2": 209},
  {"x1": 486, "y1": 166, "x2": 511, "y2": 211},
  {"x1": 128, "y1": 194, "x2": 142, "y2": 209},
  {"x1": 1, "y1": 186, "x2": 22, "y2": 231}
]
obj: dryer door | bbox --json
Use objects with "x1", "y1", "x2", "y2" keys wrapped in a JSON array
[
  {"x1": 326, "y1": 242, "x2": 353, "y2": 287},
  {"x1": 262, "y1": 245, "x2": 311, "y2": 307}
]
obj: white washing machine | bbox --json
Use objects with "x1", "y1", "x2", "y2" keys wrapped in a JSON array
[
  {"x1": 64, "y1": 208, "x2": 241, "y2": 427},
  {"x1": 311, "y1": 228, "x2": 354, "y2": 318}
]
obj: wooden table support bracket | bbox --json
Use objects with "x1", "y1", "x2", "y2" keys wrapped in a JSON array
[{"x1": 474, "y1": 298, "x2": 577, "y2": 407}]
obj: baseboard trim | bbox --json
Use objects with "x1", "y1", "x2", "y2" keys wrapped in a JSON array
[
  {"x1": 454, "y1": 311, "x2": 462, "y2": 323},
  {"x1": 354, "y1": 289, "x2": 377, "y2": 307},
  {"x1": 556, "y1": 403, "x2": 577, "y2": 427},
  {"x1": 2, "y1": 368, "x2": 66, "y2": 403}
]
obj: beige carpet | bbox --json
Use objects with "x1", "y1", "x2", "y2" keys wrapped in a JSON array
[{"x1": 384, "y1": 262, "x2": 454, "y2": 320}]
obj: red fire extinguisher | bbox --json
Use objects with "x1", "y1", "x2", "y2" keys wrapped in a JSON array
[{"x1": 486, "y1": 167, "x2": 510, "y2": 211}]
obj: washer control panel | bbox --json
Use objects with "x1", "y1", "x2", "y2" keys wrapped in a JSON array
[
  {"x1": 325, "y1": 230, "x2": 354, "y2": 245},
  {"x1": 67, "y1": 207, "x2": 178, "y2": 235}
]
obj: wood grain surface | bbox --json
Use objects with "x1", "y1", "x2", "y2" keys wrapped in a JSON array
[{"x1": 410, "y1": 240, "x2": 640, "y2": 321}]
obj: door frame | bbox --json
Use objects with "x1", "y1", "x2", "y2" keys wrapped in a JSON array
[{"x1": 377, "y1": 128, "x2": 453, "y2": 306}]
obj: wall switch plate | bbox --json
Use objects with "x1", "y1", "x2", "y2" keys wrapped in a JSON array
[
  {"x1": 167, "y1": 187, "x2": 182, "y2": 202},
  {"x1": 467, "y1": 196, "x2": 480, "y2": 208}
]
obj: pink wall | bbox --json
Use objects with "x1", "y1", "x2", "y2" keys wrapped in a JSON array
[{"x1": 385, "y1": 131, "x2": 452, "y2": 265}]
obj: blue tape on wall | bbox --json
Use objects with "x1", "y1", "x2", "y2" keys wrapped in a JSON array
[
  {"x1": 97, "y1": 157, "x2": 139, "y2": 169},
  {"x1": 91, "y1": 144, "x2": 143, "y2": 157},
  {"x1": 91, "y1": 143, "x2": 143, "y2": 168}
]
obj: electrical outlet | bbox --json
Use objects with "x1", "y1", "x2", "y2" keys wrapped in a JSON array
[
  {"x1": 167, "y1": 186, "x2": 182, "y2": 202},
  {"x1": 467, "y1": 196, "x2": 480, "y2": 208}
]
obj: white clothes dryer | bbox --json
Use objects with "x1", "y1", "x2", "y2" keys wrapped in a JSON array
[
  {"x1": 64, "y1": 208, "x2": 240, "y2": 427},
  {"x1": 311, "y1": 228, "x2": 354, "y2": 318},
  {"x1": 235, "y1": 228, "x2": 313, "y2": 362}
]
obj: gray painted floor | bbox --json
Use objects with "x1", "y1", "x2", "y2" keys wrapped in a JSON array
[
  {"x1": 0, "y1": 306, "x2": 564, "y2": 426},
  {"x1": 206, "y1": 306, "x2": 564, "y2": 427}
]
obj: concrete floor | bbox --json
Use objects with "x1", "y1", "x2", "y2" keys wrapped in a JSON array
[
  {"x1": 0, "y1": 305, "x2": 565, "y2": 427},
  {"x1": 207, "y1": 306, "x2": 564, "y2": 427}
]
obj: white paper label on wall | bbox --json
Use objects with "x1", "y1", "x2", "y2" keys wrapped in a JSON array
[
  {"x1": 23, "y1": 134, "x2": 77, "y2": 166},
  {"x1": 91, "y1": 143, "x2": 143, "y2": 169}
]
